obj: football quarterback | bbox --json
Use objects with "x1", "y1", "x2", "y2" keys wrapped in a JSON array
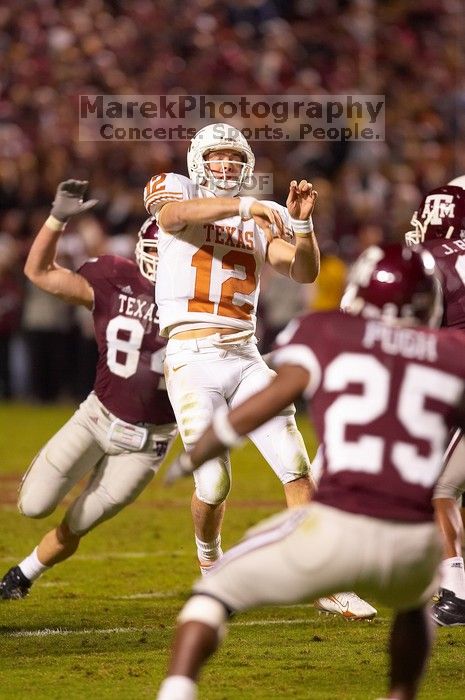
[{"x1": 143, "y1": 124, "x2": 375, "y2": 620}]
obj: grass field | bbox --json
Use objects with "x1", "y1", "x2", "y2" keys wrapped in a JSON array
[{"x1": 0, "y1": 402, "x2": 464, "y2": 699}]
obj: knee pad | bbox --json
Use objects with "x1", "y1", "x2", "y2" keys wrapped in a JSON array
[
  {"x1": 193, "y1": 455, "x2": 231, "y2": 505},
  {"x1": 178, "y1": 594, "x2": 228, "y2": 639},
  {"x1": 17, "y1": 494, "x2": 55, "y2": 520},
  {"x1": 18, "y1": 452, "x2": 57, "y2": 518}
]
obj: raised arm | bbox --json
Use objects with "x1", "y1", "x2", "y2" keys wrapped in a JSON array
[
  {"x1": 24, "y1": 180, "x2": 98, "y2": 309},
  {"x1": 165, "y1": 364, "x2": 310, "y2": 483},
  {"x1": 266, "y1": 180, "x2": 320, "y2": 283}
]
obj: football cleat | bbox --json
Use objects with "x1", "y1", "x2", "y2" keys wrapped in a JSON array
[
  {"x1": 314, "y1": 592, "x2": 377, "y2": 620},
  {"x1": 431, "y1": 588, "x2": 465, "y2": 626},
  {"x1": 0, "y1": 566, "x2": 32, "y2": 600}
]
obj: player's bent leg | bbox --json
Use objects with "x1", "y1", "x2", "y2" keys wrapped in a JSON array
[
  {"x1": 0, "y1": 520, "x2": 81, "y2": 601},
  {"x1": 36, "y1": 521, "x2": 81, "y2": 567},
  {"x1": 164, "y1": 349, "x2": 233, "y2": 574},
  {"x1": 2, "y1": 405, "x2": 104, "y2": 600},
  {"x1": 64, "y1": 452, "x2": 156, "y2": 536},
  {"x1": 18, "y1": 407, "x2": 103, "y2": 519}
]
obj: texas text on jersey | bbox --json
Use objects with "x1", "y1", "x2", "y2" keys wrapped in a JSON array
[
  {"x1": 78, "y1": 255, "x2": 175, "y2": 425},
  {"x1": 143, "y1": 171, "x2": 292, "y2": 338},
  {"x1": 274, "y1": 310, "x2": 465, "y2": 522}
]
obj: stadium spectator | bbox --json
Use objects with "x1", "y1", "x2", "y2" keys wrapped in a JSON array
[
  {"x1": 0, "y1": 1, "x2": 460, "y2": 398},
  {"x1": 0, "y1": 1, "x2": 459, "y2": 241},
  {"x1": 0, "y1": 233, "x2": 23, "y2": 398}
]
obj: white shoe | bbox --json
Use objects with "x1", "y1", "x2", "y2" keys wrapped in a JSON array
[{"x1": 314, "y1": 592, "x2": 377, "y2": 620}]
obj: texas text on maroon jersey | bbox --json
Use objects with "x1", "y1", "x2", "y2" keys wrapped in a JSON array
[
  {"x1": 423, "y1": 238, "x2": 465, "y2": 330},
  {"x1": 274, "y1": 311, "x2": 465, "y2": 522},
  {"x1": 78, "y1": 255, "x2": 175, "y2": 425}
]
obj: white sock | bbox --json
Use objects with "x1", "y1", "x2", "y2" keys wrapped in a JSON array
[
  {"x1": 157, "y1": 675, "x2": 197, "y2": 700},
  {"x1": 18, "y1": 547, "x2": 50, "y2": 582},
  {"x1": 195, "y1": 535, "x2": 222, "y2": 564},
  {"x1": 440, "y1": 557, "x2": 465, "y2": 599}
]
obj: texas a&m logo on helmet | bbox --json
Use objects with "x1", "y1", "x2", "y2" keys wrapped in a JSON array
[{"x1": 405, "y1": 182, "x2": 465, "y2": 246}]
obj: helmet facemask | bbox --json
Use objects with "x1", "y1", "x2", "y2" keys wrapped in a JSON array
[
  {"x1": 405, "y1": 184, "x2": 465, "y2": 246},
  {"x1": 405, "y1": 206, "x2": 454, "y2": 246},
  {"x1": 202, "y1": 149, "x2": 253, "y2": 197},
  {"x1": 187, "y1": 123, "x2": 255, "y2": 197}
]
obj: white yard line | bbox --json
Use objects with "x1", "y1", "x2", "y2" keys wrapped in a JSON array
[
  {"x1": 4, "y1": 619, "x2": 315, "y2": 638},
  {"x1": 111, "y1": 591, "x2": 181, "y2": 599},
  {"x1": 0, "y1": 551, "x2": 187, "y2": 563}
]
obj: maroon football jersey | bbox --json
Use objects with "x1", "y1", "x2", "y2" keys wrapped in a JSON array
[
  {"x1": 274, "y1": 311, "x2": 465, "y2": 522},
  {"x1": 78, "y1": 255, "x2": 175, "y2": 425},
  {"x1": 423, "y1": 238, "x2": 465, "y2": 330}
]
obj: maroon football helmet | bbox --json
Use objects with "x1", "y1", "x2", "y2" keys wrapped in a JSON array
[
  {"x1": 405, "y1": 180, "x2": 465, "y2": 245},
  {"x1": 341, "y1": 243, "x2": 443, "y2": 327},
  {"x1": 135, "y1": 216, "x2": 158, "y2": 283}
]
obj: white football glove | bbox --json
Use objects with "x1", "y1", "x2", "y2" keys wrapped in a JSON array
[{"x1": 164, "y1": 451, "x2": 195, "y2": 486}]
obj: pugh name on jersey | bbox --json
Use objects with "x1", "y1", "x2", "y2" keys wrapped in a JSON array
[{"x1": 362, "y1": 320, "x2": 438, "y2": 362}]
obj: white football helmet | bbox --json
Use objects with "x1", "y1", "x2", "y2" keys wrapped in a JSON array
[
  {"x1": 187, "y1": 123, "x2": 255, "y2": 197},
  {"x1": 135, "y1": 216, "x2": 158, "y2": 284}
]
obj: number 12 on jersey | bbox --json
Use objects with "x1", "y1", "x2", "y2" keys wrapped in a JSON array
[{"x1": 188, "y1": 245, "x2": 257, "y2": 320}]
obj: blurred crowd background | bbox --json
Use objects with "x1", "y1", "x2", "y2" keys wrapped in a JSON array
[{"x1": 0, "y1": 0, "x2": 463, "y2": 402}]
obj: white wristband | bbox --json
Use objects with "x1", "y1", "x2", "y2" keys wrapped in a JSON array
[
  {"x1": 238, "y1": 196, "x2": 257, "y2": 221},
  {"x1": 290, "y1": 216, "x2": 314, "y2": 237},
  {"x1": 45, "y1": 215, "x2": 66, "y2": 232},
  {"x1": 212, "y1": 405, "x2": 242, "y2": 447}
]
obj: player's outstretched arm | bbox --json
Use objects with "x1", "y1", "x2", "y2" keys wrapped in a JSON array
[
  {"x1": 24, "y1": 180, "x2": 98, "y2": 308},
  {"x1": 165, "y1": 364, "x2": 309, "y2": 484},
  {"x1": 158, "y1": 197, "x2": 285, "y2": 237},
  {"x1": 267, "y1": 180, "x2": 320, "y2": 283}
]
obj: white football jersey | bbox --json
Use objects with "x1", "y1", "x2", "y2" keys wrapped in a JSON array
[{"x1": 144, "y1": 172, "x2": 293, "y2": 337}]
